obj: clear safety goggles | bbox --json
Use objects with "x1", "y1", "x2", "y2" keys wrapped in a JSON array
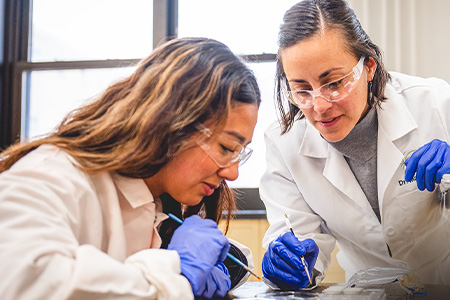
[
  {"x1": 282, "y1": 56, "x2": 366, "y2": 108},
  {"x1": 195, "y1": 123, "x2": 253, "y2": 168}
]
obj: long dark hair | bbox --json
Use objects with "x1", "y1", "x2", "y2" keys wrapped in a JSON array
[{"x1": 276, "y1": 0, "x2": 390, "y2": 133}]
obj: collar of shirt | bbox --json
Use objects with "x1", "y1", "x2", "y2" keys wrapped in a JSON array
[
  {"x1": 111, "y1": 173, "x2": 155, "y2": 208},
  {"x1": 111, "y1": 173, "x2": 168, "y2": 252}
]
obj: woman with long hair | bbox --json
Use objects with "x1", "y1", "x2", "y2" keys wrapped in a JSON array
[{"x1": 0, "y1": 37, "x2": 261, "y2": 299}]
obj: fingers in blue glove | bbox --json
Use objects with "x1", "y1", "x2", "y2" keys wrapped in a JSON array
[
  {"x1": 170, "y1": 215, "x2": 230, "y2": 264},
  {"x1": 279, "y1": 233, "x2": 319, "y2": 276},
  {"x1": 436, "y1": 149, "x2": 450, "y2": 184},
  {"x1": 262, "y1": 246, "x2": 305, "y2": 290},
  {"x1": 272, "y1": 240, "x2": 306, "y2": 273},
  {"x1": 182, "y1": 215, "x2": 230, "y2": 261},
  {"x1": 262, "y1": 233, "x2": 319, "y2": 290},
  {"x1": 280, "y1": 232, "x2": 316, "y2": 255},
  {"x1": 200, "y1": 263, "x2": 231, "y2": 299},
  {"x1": 167, "y1": 215, "x2": 230, "y2": 296},
  {"x1": 405, "y1": 139, "x2": 450, "y2": 192}
]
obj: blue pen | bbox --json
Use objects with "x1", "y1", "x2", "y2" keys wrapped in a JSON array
[{"x1": 168, "y1": 213, "x2": 262, "y2": 281}]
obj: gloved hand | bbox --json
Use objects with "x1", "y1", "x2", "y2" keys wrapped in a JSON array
[
  {"x1": 199, "y1": 262, "x2": 231, "y2": 299},
  {"x1": 167, "y1": 215, "x2": 230, "y2": 297},
  {"x1": 262, "y1": 232, "x2": 319, "y2": 290},
  {"x1": 405, "y1": 139, "x2": 450, "y2": 192}
]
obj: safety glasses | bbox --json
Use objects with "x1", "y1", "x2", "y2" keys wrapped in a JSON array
[
  {"x1": 283, "y1": 56, "x2": 366, "y2": 108},
  {"x1": 195, "y1": 123, "x2": 253, "y2": 168}
]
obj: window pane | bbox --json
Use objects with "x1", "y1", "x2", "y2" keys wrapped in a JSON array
[
  {"x1": 228, "y1": 62, "x2": 278, "y2": 188},
  {"x1": 178, "y1": 0, "x2": 299, "y2": 55},
  {"x1": 24, "y1": 67, "x2": 136, "y2": 139},
  {"x1": 31, "y1": 0, "x2": 153, "y2": 62}
]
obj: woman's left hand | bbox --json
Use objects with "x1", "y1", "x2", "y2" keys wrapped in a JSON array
[
  {"x1": 200, "y1": 262, "x2": 231, "y2": 299},
  {"x1": 405, "y1": 139, "x2": 450, "y2": 192}
]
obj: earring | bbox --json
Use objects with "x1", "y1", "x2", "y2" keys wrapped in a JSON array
[{"x1": 367, "y1": 81, "x2": 373, "y2": 106}]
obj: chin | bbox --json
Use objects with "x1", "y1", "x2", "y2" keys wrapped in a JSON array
[
  {"x1": 323, "y1": 128, "x2": 352, "y2": 143},
  {"x1": 179, "y1": 197, "x2": 203, "y2": 207},
  {"x1": 322, "y1": 133, "x2": 344, "y2": 143}
]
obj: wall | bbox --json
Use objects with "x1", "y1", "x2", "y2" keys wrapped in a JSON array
[{"x1": 347, "y1": 0, "x2": 450, "y2": 83}]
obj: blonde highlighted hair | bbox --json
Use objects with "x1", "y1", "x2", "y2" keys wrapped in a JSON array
[{"x1": 0, "y1": 37, "x2": 261, "y2": 227}]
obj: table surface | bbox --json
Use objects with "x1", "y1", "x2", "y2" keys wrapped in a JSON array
[{"x1": 220, "y1": 281, "x2": 450, "y2": 300}]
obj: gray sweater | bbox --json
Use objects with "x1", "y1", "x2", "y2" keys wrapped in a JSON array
[{"x1": 329, "y1": 108, "x2": 380, "y2": 222}]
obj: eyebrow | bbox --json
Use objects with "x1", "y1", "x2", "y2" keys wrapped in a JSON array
[
  {"x1": 288, "y1": 67, "x2": 344, "y2": 83},
  {"x1": 224, "y1": 130, "x2": 249, "y2": 145}
]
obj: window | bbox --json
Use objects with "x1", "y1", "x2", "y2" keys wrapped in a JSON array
[
  {"x1": 31, "y1": 0, "x2": 154, "y2": 62},
  {"x1": 24, "y1": 68, "x2": 136, "y2": 138},
  {"x1": 19, "y1": 0, "x2": 155, "y2": 140},
  {"x1": 178, "y1": 0, "x2": 299, "y2": 188},
  {"x1": 178, "y1": 0, "x2": 298, "y2": 55}
]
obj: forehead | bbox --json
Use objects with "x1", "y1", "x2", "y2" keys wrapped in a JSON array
[
  {"x1": 280, "y1": 29, "x2": 355, "y2": 77},
  {"x1": 205, "y1": 103, "x2": 258, "y2": 145}
]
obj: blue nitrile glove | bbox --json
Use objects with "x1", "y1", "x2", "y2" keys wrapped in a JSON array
[
  {"x1": 167, "y1": 215, "x2": 230, "y2": 297},
  {"x1": 405, "y1": 139, "x2": 450, "y2": 192},
  {"x1": 262, "y1": 232, "x2": 319, "y2": 290},
  {"x1": 199, "y1": 262, "x2": 231, "y2": 299}
]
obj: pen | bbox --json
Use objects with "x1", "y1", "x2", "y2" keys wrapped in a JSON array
[
  {"x1": 284, "y1": 213, "x2": 313, "y2": 285},
  {"x1": 167, "y1": 213, "x2": 262, "y2": 281}
]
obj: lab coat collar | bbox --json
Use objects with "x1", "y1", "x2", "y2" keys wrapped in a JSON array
[
  {"x1": 377, "y1": 82, "x2": 418, "y2": 140},
  {"x1": 298, "y1": 122, "x2": 329, "y2": 158},
  {"x1": 376, "y1": 82, "x2": 418, "y2": 206},
  {"x1": 111, "y1": 173, "x2": 155, "y2": 208},
  {"x1": 298, "y1": 122, "x2": 371, "y2": 210}
]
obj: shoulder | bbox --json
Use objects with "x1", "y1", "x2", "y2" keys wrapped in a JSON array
[
  {"x1": 8, "y1": 144, "x2": 82, "y2": 175},
  {"x1": 3, "y1": 145, "x2": 103, "y2": 197},
  {"x1": 379, "y1": 73, "x2": 450, "y2": 139},
  {"x1": 385, "y1": 72, "x2": 450, "y2": 112},
  {"x1": 387, "y1": 72, "x2": 450, "y2": 96}
]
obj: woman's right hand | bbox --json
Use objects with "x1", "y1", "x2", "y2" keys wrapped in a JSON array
[
  {"x1": 167, "y1": 215, "x2": 230, "y2": 298},
  {"x1": 262, "y1": 232, "x2": 319, "y2": 290}
]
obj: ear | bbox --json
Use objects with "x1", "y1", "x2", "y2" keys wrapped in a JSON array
[{"x1": 365, "y1": 56, "x2": 377, "y2": 81}]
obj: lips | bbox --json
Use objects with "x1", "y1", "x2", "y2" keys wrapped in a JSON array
[
  {"x1": 317, "y1": 115, "x2": 341, "y2": 127},
  {"x1": 203, "y1": 183, "x2": 219, "y2": 196}
]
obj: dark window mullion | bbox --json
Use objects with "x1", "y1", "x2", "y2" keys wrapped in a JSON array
[
  {"x1": 15, "y1": 59, "x2": 143, "y2": 73},
  {"x1": 153, "y1": 0, "x2": 177, "y2": 48},
  {"x1": 1, "y1": 0, "x2": 30, "y2": 148}
]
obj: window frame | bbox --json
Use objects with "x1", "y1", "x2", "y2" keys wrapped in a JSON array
[{"x1": 1, "y1": 0, "x2": 178, "y2": 147}]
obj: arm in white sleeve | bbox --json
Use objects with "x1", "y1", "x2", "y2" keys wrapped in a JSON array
[
  {"x1": 259, "y1": 125, "x2": 336, "y2": 285},
  {"x1": 0, "y1": 148, "x2": 192, "y2": 300}
]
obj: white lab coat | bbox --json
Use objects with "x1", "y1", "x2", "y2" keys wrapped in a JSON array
[
  {"x1": 0, "y1": 145, "x2": 252, "y2": 299},
  {"x1": 260, "y1": 72, "x2": 450, "y2": 285}
]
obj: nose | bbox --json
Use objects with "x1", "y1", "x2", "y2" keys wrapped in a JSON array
[
  {"x1": 313, "y1": 95, "x2": 333, "y2": 114},
  {"x1": 217, "y1": 162, "x2": 239, "y2": 181}
]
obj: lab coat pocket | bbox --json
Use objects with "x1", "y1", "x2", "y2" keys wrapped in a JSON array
[
  {"x1": 396, "y1": 189, "x2": 443, "y2": 237},
  {"x1": 395, "y1": 189, "x2": 450, "y2": 273},
  {"x1": 382, "y1": 196, "x2": 414, "y2": 258}
]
